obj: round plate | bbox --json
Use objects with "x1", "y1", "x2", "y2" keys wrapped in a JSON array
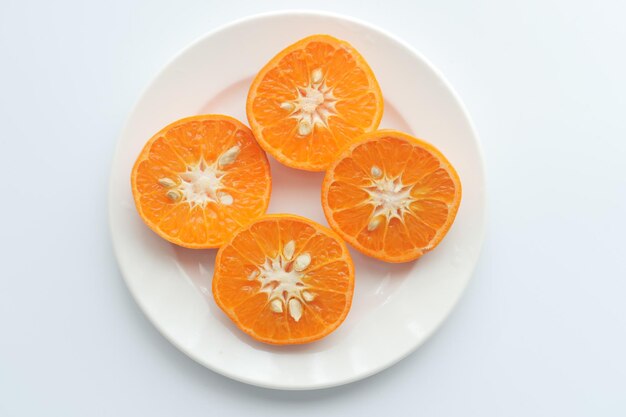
[{"x1": 109, "y1": 11, "x2": 485, "y2": 390}]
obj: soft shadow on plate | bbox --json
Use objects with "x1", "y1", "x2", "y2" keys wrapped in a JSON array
[{"x1": 198, "y1": 77, "x2": 253, "y2": 117}]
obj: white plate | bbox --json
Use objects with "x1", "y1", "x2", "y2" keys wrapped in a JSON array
[{"x1": 108, "y1": 10, "x2": 485, "y2": 390}]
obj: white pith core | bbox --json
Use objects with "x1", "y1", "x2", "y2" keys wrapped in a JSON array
[
  {"x1": 280, "y1": 68, "x2": 338, "y2": 136},
  {"x1": 364, "y1": 165, "x2": 415, "y2": 230},
  {"x1": 158, "y1": 145, "x2": 240, "y2": 208},
  {"x1": 250, "y1": 240, "x2": 315, "y2": 322}
]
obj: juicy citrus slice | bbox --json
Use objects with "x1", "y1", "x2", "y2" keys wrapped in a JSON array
[
  {"x1": 213, "y1": 214, "x2": 355, "y2": 345},
  {"x1": 322, "y1": 130, "x2": 462, "y2": 263},
  {"x1": 246, "y1": 34, "x2": 384, "y2": 171},
  {"x1": 131, "y1": 115, "x2": 271, "y2": 248}
]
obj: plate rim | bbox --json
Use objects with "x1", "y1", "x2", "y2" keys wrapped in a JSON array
[{"x1": 108, "y1": 9, "x2": 486, "y2": 390}]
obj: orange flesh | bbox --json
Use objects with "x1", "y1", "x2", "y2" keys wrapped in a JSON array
[
  {"x1": 131, "y1": 115, "x2": 271, "y2": 248},
  {"x1": 213, "y1": 214, "x2": 355, "y2": 345},
  {"x1": 322, "y1": 130, "x2": 462, "y2": 263},
  {"x1": 247, "y1": 34, "x2": 384, "y2": 171}
]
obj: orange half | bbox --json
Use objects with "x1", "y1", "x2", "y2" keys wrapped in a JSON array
[
  {"x1": 131, "y1": 115, "x2": 271, "y2": 248},
  {"x1": 322, "y1": 130, "x2": 462, "y2": 263},
  {"x1": 247, "y1": 34, "x2": 384, "y2": 171},
  {"x1": 212, "y1": 214, "x2": 355, "y2": 345}
]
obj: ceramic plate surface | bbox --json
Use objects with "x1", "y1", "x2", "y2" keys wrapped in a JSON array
[{"x1": 109, "y1": 10, "x2": 485, "y2": 390}]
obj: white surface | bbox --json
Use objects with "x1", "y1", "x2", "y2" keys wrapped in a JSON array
[
  {"x1": 109, "y1": 11, "x2": 485, "y2": 389},
  {"x1": 1, "y1": 0, "x2": 625, "y2": 414}
]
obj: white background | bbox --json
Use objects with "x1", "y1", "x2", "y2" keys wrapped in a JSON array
[{"x1": 1, "y1": 0, "x2": 625, "y2": 415}]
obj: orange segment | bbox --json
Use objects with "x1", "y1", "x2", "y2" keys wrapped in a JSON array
[
  {"x1": 322, "y1": 130, "x2": 462, "y2": 263},
  {"x1": 212, "y1": 215, "x2": 355, "y2": 345},
  {"x1": 247, "y1": 35, "x2": 384, "y2": 171},
  {"x1": 130, "y1": 115, "x2": 272, "y2": 248}
]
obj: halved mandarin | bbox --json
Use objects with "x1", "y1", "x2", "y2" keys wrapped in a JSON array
[
  {"x1": 212, "y1": 214, "x2": 355, "y2": 345},
  {"x1": 322, "y1": 130, "x2": 462, "y2": 263},
  {"x1": 131, "y1": 115, "x2": 271, "y2": 248},
  {"x1": 246, "y1": 34, "x2": 384, "y2": 171}
]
